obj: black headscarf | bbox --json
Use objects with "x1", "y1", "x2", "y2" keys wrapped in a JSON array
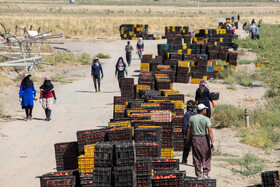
[
  {"x1": 22, "y1": 76, "x2": 33, "y2": 88},
  {"x1": 40, "y1": 80, "x2": 54, "y2": 94}
]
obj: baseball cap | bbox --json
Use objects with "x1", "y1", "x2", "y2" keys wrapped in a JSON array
[
  {"x1": 197, "y1": 103, "x2": 208, "y2": 110},
  {"x1": 94, "y1": 57, "x2": 99, "y2": 60}
]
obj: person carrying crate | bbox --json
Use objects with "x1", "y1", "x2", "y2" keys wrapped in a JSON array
[
  {"x1": 195, "y1": 80, "x2": 215, "y2": 118},
  {"x1": 186, "y1": 103, "x2": 214, "y2": 180},
  {"x1": 182, "y1": 100, "x2": 197, "y2": 165}
]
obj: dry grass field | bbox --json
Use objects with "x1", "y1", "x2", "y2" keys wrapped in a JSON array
[{"x1": 0, "y1": 0, "x2": 279, "y2": 38}]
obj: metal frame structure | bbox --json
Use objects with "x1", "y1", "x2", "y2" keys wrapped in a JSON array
[{"x1": 0, "y1": 24, "x2": 63, "y2": 72}]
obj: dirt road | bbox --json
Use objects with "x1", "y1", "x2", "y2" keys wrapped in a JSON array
[{"x1": 0, "y1": 39, "x2": 277, "y2": 187}]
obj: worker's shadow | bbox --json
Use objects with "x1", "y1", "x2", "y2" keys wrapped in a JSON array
[
  {"x1": 76, "y1": 90, "x2": 95, "y2": 93},
  {"x1": 15, "y1": 117, "x2": 45, "y2": 121}
]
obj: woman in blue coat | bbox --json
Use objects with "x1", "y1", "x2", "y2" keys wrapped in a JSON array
[
  {"x1": 19, "y1": 73, "x2": 37, "y2": 120},
  {"x1": 195, "y1": 80, "x2": 215, "y2": 118}
]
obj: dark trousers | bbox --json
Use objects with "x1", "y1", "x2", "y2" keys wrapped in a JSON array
[
  {"x1": 93, "y1": 75, "x2": 100, "y2": 91},
  {"x1": 45, "y1": 108, "x2": 51, "y2": 119},
  {"x1": 24, "y1": 105, "x2": 33, "y2": 118},
  {"x1": 117, "y1": 71, "x2": 125, "y2": 89},
  {"x1": 182, "y1": 136, "x2": 192, "y2": 163},
  {"x1": 126, "y1": 53, "x2": 131, "y2": 66}
]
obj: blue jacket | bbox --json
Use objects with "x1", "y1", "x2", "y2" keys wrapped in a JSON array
[
  {"x1": 91, "y1": 63, "x2": 103, "y2": 77},
  {"x1": 183, "y1": 111, "x2": 197, "y2": 134},
  {"x1": 19, "y1": 84, "x2": 36, "y2": 107}
]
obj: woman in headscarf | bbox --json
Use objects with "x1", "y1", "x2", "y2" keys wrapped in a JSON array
[
  {"x1": 19, "y1": 73, "x2": 37, "y2": 120},
  {"x1": 39, "y1": 76, "x2": 57, "y2": 121},
  {"x1": 115, "y1": 57, "x2": 128, "y2": 89},
  {"x1": 195, "y1": 80, "x2": 215, "y2": 118}
]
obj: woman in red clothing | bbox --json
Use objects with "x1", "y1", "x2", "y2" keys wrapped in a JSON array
[{"x1": 39, "y1": 76, "x2": 57, "y2": 121}]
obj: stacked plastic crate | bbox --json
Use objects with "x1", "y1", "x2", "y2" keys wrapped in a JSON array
[
  {"x1": 114, "y1": 141, "x2": 136, "y2": 187},
  {"x1": 93, "y1": 142, "x2": 115, "y2": 186},
  {"x1": 54, "y1": 142, "x2": 78, "y2": 171},
  {"x1": 172, "y1": 115, "x2": 185, "y2": 151},
  {"x1": 121, "y1": 78, "x2": 134, "y2": 98},
  {"x1": 78, "y1": 144, "x2": 95, "y2": 173}
]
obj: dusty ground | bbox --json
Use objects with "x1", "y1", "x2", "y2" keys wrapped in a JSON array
[{"x1": 0, "y1": 33, "x2": 279, "y2": 186}]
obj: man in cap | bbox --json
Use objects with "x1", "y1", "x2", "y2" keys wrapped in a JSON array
[
  {"x1": 186, "y1": 103, "x2": 214, "y2": 180},
  {"x1": 91, "y1": 57, "x2": 104, "y2": 92},
  {"x1": 182, "y1": 100, "x2": 197, "y2": 165},
  {"x1": 136, "y1": 38, "x2": 144, "y2": 59}
]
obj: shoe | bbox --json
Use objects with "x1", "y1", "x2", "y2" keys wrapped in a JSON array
[
  {"x1": 98, "y1": 89, "x2": 101, "y2": 92},
  {"x1": 181, "y1": 161, "x2": 187, "y2": 165},
  {"x1": 48, "y1": 118, "x2": 51, "y2": 121},
  {"x1": 203, "y1": 175, "x2": 210, "y2": 179},
  {"x1": 29, "y1": 115, "x2": 33, "y2": 120},
  {"x1": 95, "y1": 90, "x2": 98, "y2": 93},
  {"x1": 45, "y1": 118, "x2": 48, "y2": 121},
  {"x1": 197, "y1": 176, "x2": 203, "y2": 180}
]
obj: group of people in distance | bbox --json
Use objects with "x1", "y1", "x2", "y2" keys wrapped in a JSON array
[{"x1": 91, "y1": 38, "x2": 144, "y2": 92}]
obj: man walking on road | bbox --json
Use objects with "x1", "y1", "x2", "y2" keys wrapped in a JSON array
[
  {"x1": 136, "y1": 38, "x2": 144, "y2": 59},
  {"x1": 125, "y1": 41, "x2": 133, "y2": 67},
  {"x1": 186, "y1": 104, "x2": 214, "y2": 180},
  {"x1": 182, "y1": 100, "x2": 197, "y2": 165},
  {"x1": 91, "y1": 57, "x2": 104, "y2": 92}
]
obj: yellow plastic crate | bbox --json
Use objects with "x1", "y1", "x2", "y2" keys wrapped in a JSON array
[
  {"x1": 139, "y1": 126, "x2": 162, "y2": 129},
  {"x1": 222, "y1": 60, "x2": 227, "y2": 64},
  {"x1": 216, "y1": 29, "x2": 220, "y2": 34},
  {"x1": 170, "y1": 83, "x2": 173, "y2": 90},
  {"x1": 155, "y1": 74, "x2": 169, "y2": 79},
  {"x1": 114, "y1": 105, "x2": 125, "y2": 113},
  {"x1": 108, "y1": 121, "x2": 131, "y2": 128},
  {"x1": 213, "y1": 65, "x2": 224, "y2": 71},
  {"x1": 170, "y1": 101, "x2": 184, "y2": 109},
  {"x1": 124, "y1": 34, "x2": 127, "y2": 38},
  {"x1": 230, "y1": 65, "x2": 237, "y2": 70},
  {"x1": 140, "y1": 63, "x2": 150, "y2": 72},
  {"x1": 161, "y1": 148, "x2": 174, "y2": 159},
  {"x1": 220, "y1": 38, "x2": 223, "y2": 43},
  {"x1": 187, "y1": 49, "x2": 192, "y2": 55},
  {"x1": 205, "y1": 29, "x2": 208, "y2": 34},
  {"x1": 141, "y1": 103, "x2": 160, "y2": 107},
  {"x1": 177, "y1": 49, "x2": 182, "y2": 55},
  {"x1": 84, "y1": 144, "x2": 95, "y2": 155},
  {"x1": 178, "y1": 61, "x2": 190, "y2": 68},
  {"x1": 163, "y1": 90, "x2": 179, "y2": 96},
  {"x1": 127, "y1": 110, "x2": 148, "y2": 117},
  {"x1": 136, "y1": 85, "x2": 150, "y2": 93},
  {"x1": 255, "y1": 63, "x2": 265, "y2": 68},
  {"x1": 78, "y1": 155, "x2": 94, "y2": 172},
  {"x1": 191, "y1": 76, "x2": 207, "y2": 84}
]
